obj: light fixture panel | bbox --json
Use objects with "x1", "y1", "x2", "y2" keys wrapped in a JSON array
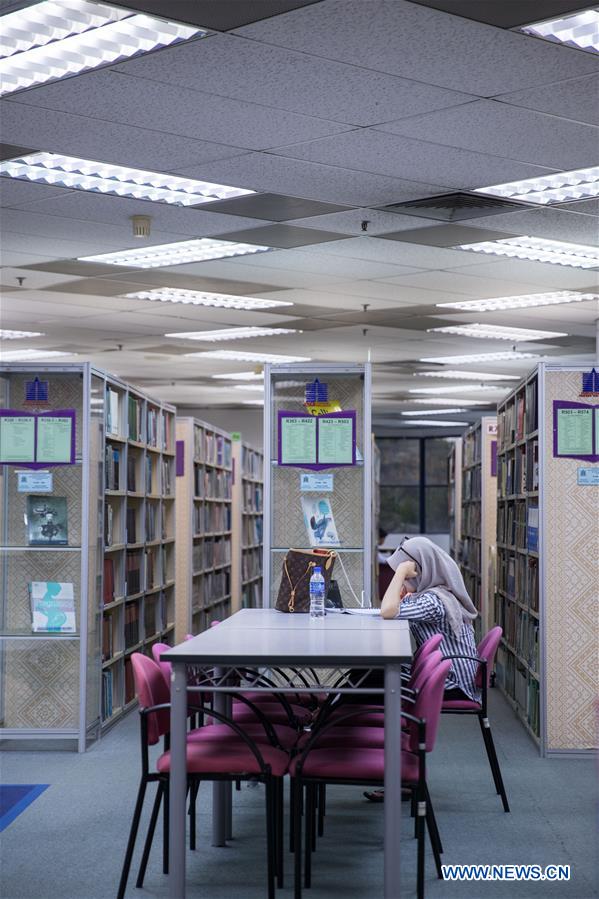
[
  {"x1": 519, "y1": 8, "x2": 599, "y2": 53},
  {"x1": 0, "y1": 329, "x2": 45, "y2": 339},
  {"x1": 420, "y1": 352, "x2": 539, "y2": 364},
  {"x1": 0, "y1": 0, "x2": 207, "y2": 96},
  {"x1": 436, "y1": 291, "x2": 599, "y2": 312},
  {"x1": 401, "y1": 408, "x2": 467, "y2": 416},
  {"x1": 123, "y1": 288, "x2": 291, "y2": 310},
  {"x1": 185, "y1": 350, "x2": 311, "y2": 363},
  {"x1": 474, "y1": 166, "x2": 599, "y2": 206},
  {"x1": 409, "y1": 384, "x2": 510, "y2": 394},
  {"x1": 0, "y1": 152, "x2": 253, "y2": 206},
  {"x1": 455, "y1": 236, "x2": 599, "y2": 269},
  {"x1": 418, "y1": 370, "x2": 519, "y2": 381},
  {"x1": 427, "y1": 323, "x2": 567, "y2": 341},
  {"x1": 402, "y1": 419, "x2": 469, "y2": 427},
  {"x1": 79, "y1": 238, "x2": 272, "y2": 268},
  {"x1": 211, "y1": 371, "x2": 264, "y2": 380},
  {"x1": 165, "y1": 327, "x2": 297, "y2": 342},
  {"x1": 0, "y1": 348, "x2": 75, "y2": 362}
]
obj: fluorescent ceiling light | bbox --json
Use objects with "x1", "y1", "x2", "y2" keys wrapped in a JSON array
[
  {"x1": 418, "y1": 370, "x2": 519, "y2": 381},
  {"x1": 242, "y1": 400, "x2": 265, "y2": 406},
  {"x1": 421, "y1": 351, "x2": 539, "y2": 364},
  {"x1": 0, "y1": 152, "x2": 253, "y2": 207},
  {"x1": 401, "y1": 408, "x2": 467, "y2": 416},
  {"x1": 79, "y1": 238, "x2": 271, "y2": 268},
  {"x1": 165, "y1": 327, "x2": 298, "y2": 342},
  {"x1": 407, "y1": 397, "x2": 489, "y2": 406},
  {"x1": 474, "y1": 166, "x2": 599, "y2": 206},
  {"x1": 402, "y1": 420, "x2": 469, "y2": 427},
  {"x1": 234, "y1": 384, "x2": 265, "y2": 391},
  {"x1": 519, "y1": 8, "x2": 599, "y2": 53},
  {"x1": 409, "y1": 385, "x2": 510, "y2": 394},
  {"x1": 427, "y1": 323, "x2": 567, "y2": 341},
  {"x1": 455, "y1": 236, "x2": 599, "y2": 269},
  {"x1": 123, "y1": 288, "x2": 291, "y2": 309},
  {"x1": 436, "y1": 291, "x2": 599, "y2": 312},
  {"x1": 0, "y1": 0, "x2": 206, "y2": 96},
  {"x1": 185, "y1": 350, "x2": 311, "y2": 363},
  {"x1": 211, "y1": 371, "x2": 264, "y2": 380},
  {"x1": 0, "y1": 329, "x2": 45, "y2": 338},
  {"x1": 0, "y1": 348, "x2": 75, "y2": 362}
]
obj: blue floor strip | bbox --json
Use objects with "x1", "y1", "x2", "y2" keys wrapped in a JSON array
[{"x1": 0, "y1": 784, "x2": 49, "y2": 832}]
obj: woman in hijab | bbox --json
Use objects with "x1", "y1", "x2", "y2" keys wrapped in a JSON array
[{"x1": 382, "y1": 535, "x2": 480, "y2": 702}]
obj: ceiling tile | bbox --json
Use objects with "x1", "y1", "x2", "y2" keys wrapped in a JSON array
[
  {"x1": 379, "y1": 224, "x2": 515, "y2": 247},
  {"x1": 287, "y1": 208, "x2": 434, "y2": 235},
  {"x1": 233, "y1": 0, "x2": 598, "y2": 95},
  {"x1": 0, "y1": 99, "x2": 248, "y2": 172},
  {"x1": 8, "y1": 69, "x2": 353, "y2": 152},
  {"x1": 496, "y1": 74, "x2": 599, "y2": 127},
  {"x1": 449, "y1": 260, "x2": 599, "y2": 290},
  {"x1": 471, "y1": 205, "x2": 599, "y2": 244},
  {"x1": 176, "y1": 151, "x2": 451, "y2": 206},
  {"x1": 113, "y1": 0, "x2": 323, "y2": 30},
  {"x1": 406, "y1": 1, "x2": 591, "y2": 29},
  {"x1": 112, "y1": 32, "x2": 474, "y2": 127},
  {"x1": 273, "y1": 129, "x2": 557, "y2": 189},
  {"x1": 0, "y1": 178, "x2": 76, "y2": 208},
  {"x1": 214, "y1": 224, "x2": 348, "y2": 248},
  {"x1": 377, "y1": 100, "x2": 598, "y2": 169},
  {"x1": 192, "y1": 192, "x2": 351, "y2": 221}
]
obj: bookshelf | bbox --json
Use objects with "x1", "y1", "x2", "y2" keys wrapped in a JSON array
[
  {"x1": 102, "y1": 383, "x2": 176, "y2": 732},
  {"x1": 175, "y1": 418, "x2": 232, "y2": 639},
  {"x1": 263, "y1": 363, "x2": 372, "y2": 608},
  {"x1": 458, "y1": 417, "x2": 497, "y2": 640},
  {"x1": 231, "y1": 437, "x2": 264, "y2": 612},
  {"x1": 372, "y1": 436, "x2": 381, "y2": 603},
  {"x1": 447, "y1": 437, "x2": 462, "y2": 561},
  {"x1": 0, "y1": 363, "x2": 175, "y2": 749},
  {"x1": 494, "y1": 363, "x2": 598, "y2": 756}
]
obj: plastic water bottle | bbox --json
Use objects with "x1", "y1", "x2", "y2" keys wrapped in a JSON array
[{"x1": 309, "y1": 566, "x2": 326, "y2": 620}]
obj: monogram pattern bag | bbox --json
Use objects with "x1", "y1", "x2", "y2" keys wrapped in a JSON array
[{"x1": 275, "y1": 548, "x2": 336, "y2": 613}]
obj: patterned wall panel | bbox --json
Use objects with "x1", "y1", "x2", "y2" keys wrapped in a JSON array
[
  {"x1": 1, "y1": 638, "x2": 79, "y2": 729},
  {"x1": 3, "y1": 465, "x2": 82, "y2": 548},
  {"x1": 544, "y1": 369, "x2": 599, "y2": 751}
]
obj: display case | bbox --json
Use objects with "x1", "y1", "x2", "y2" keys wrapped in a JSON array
[
  {"x1": 263, "y1": 363, "x2": 372, "y2": 608},
  {"x1": 494, "y1": 363, "x2": 598, "y2": 755},
  {"x1": 175, "y1": 418, "x2": 232, "y2": 639},
  {"x1": 231, "y1": 437, "x2": 263, "y2": 612},
  {"x1": 0, "y1": 363, "x2": 175, "y2": 749},
  {"x1": 458, "y1": 417, "x2": 497, "y2": 639}
]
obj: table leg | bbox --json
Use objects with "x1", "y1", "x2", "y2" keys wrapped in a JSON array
[
  {"x1": 212, "y1": 669, "x2": 228, "y2": 846},
  {"x1": 384, "y1": 664, "x2": 402, "y2": 899},
  {"x1": 169, "y1": 662, "x2": 187, "y2": 899}
]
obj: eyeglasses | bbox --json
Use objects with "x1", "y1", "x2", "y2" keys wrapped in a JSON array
[{"x1": 398, "y1": 536, "x2": 421, "y2": 572}]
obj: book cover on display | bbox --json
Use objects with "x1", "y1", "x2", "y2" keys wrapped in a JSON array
[
  {"x1": 29, "y1": 581, "x2": 76, "y2": 632},
  {"x1": 301, "y1": 496, "x2": 340, "y2": 547},
  {"x1": 26, "y1": 495, "x2": 68, "y2": 545}
]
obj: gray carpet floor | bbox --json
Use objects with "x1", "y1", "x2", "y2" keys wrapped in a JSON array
[{"x1": 1, "y1": 690, "x2": 597, "y2": 899}]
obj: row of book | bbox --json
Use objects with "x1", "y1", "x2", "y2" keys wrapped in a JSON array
[
  {"x1": 497, "y1": 441, "x2": 539, "y2": 496},
  {"x1": 462, "y1": 568, "x2": 481, "y2": 613},
  {"x1": 495, "y1": 646, "x2": 540, "y2": 736},
  {"x1": 193, "y1": 501, "x2": 231, "y2": 534},
  {"x1": 105, "y1": 444, "x2": 174, "y2": 493},
  {"x1": 497, "y1": 551, "x2": 539, "y2": 611},
  {"x1": 242, "y1": 446, "x2": 263, "y2": 480},
  {"x1": 192, "y1": 569, "x2": 231, "y2": 608},
  {"x1": 193, "y1": 428, "x2": 232, "y2": 468},
  {"x1": 105, "y1": 445, "x2": 121, "y2": 491},
  {"x1": 497, "y1": 378, "x2": 539, "y2": 450},
  {"x1": 194, "y1": 466, "x2": 232, "y2": 500},
  {"x1": 191, "y1": 537, "x2": 231, "y2": 573},
  {"x1": 243, "y1": 482, "x2": 263, "y2": 513},
  {"x1": 102, "y1": 669, "x2": 114, "y2": 720},
  {"x1": 497, "y1": 503, "x2": 539, "y2": 553},
  {"x1": 106, "y1": 387, "x2": 173, "y2": 449},
  {"x1": 462, "y1": 466, "x2": 481, "y2": 500},
  {"x1": 242, "y1": 549, "x2": 262, "y2": 582},
  {"x1": 462, "y1": 427, "x2": 482, "y2": 467},
  {"x1": 461, "y1": 502, "x2": 481, "y2": 537},
  {"x1": 102, "y1": 599, "x2": 167, "y2": 662},
  {"x1": 125, "y1": 601, "x2": 140, "y2": 648},
  {"x1": 459, "y1": 536, "x2": 481, "y2": 573},
  {"x1": 242, "y1": 580, "x2": 262, "y2": 609},
  {"x1": 242, "y1": 516, "x2": 263, "y2": 545}
]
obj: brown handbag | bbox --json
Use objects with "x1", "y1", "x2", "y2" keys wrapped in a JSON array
[{"x1": 275, "y1": 548, "x2": 336, "y2": 613}]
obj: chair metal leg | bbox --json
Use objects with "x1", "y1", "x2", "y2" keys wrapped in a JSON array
[
  {"x1": 136, "y1": 782, "x2": 163, "y2": 888},
  {"x1": 478, "y1": 714, "x2": 510, "y2": 812},
  {"x1": 163, "y1": 781, "x2": 169, "y2": 874},
  {"x1": 317, "y1": 784, "x2": 325, "y2": 837},
  {"x1": 289, "y1": 777, "x2": 296, "y2": 854},
  {"x1": 304, "y1": 784, "x2": 313, "y2": 888},
  {"x1": 117, "y1": 778, "x2": 148, "y2": 899},
  {"x1": 294, "y1": 780, "x2": 303, "y2": 899},
  {"x1": 415, "y1": 795, "x2": 426, "y2": 899},
  {"x1": 189, "y1": 779, "x2": 200, "y2": 851},
  {"x1": 265, "y1": 778, "x2": 276, "y2": 899},
  {"x1": 311, "y1": 784, "x2": 317, "y2": 852},
  {"x1": 423, "y1": 783, "x2": 443, "y2": 855},
  {"x1": 276, "y1": 778, "x2": 284, "y2": 889}
]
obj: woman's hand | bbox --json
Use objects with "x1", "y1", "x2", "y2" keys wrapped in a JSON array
[
  {"x1": 397, "y1": 559, "x2": 418, "y2": 579},
  {"x1": 381, "y1": 559, "x2": 418, "y2": 619}
]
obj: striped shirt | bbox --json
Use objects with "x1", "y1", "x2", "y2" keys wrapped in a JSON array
[{"x1": 396, "y1": 591, "x2": 480, "y2": 701}]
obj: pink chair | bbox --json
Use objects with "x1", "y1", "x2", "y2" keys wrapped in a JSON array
[
  {"x1": 441, "y1": 625, "x2": 510, "y2": 812},
  {"x1": 290, "y1": 658, "x2": 451, "y2": 899},
  {"x1": 117, "y1": 653, "x2": 290, "y2": 899}
]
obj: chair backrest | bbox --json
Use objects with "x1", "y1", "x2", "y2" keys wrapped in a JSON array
[
  {"x1": 151, "y1": 642, "x2": 172, "y2": 689},
  {"x1": 408, "y1": 659, "x2": 452, "y2": 754},
  {"x1": 131, "y1": 653, "x2": 171, "y2": 745},
  {"x1": 412, "y1": 633, "x2": 443, "y2": 666},
  {"x1": 410, "y1": 650, "x2": 443, "y2": 694},
  {"x1": 475, "y1": 626, "x2": 503, "y2": 690}
]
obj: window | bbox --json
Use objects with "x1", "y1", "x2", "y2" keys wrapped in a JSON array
[{"x1": 377, "y1": 437, "x2": 452, "y2": 534}]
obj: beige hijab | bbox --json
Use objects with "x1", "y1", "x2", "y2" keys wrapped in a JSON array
[{"x1": 387, "y1": 536, "x2": 478, "y2": 637}]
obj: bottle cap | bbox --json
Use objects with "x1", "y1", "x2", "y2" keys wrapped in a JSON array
[{"x1": 314, "y1": 566, "x2": 322, "y2": 574}]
